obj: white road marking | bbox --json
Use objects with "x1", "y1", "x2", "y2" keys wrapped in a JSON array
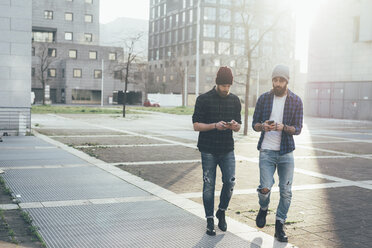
[{"x1": 74, "y1": 143, "x2": 194, "y2": 148}]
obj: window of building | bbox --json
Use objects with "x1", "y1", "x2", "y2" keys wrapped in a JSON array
[
  {"x1": 114, "y1": 70, "x2": 122, "y2": 80},
  {"x1": 32, "y1": 47, "x2": 35, "y2": 56},
  {"x1": 89, "y1": 51, "x2": 97, "y2": 60},
  {"x1": 94, "y1": 70, "x2": 102, "y2": 79},
  {"x1": 205, "y1": 0, "x2": 217, "y2": 3},
  {"x1": 44, "y1": 10, "x2": 53, "y2": 19},
  {"x1": 32, "y1": 31, "x2": 55, "y2": 42},
  {"x1": 203, "y1": 24, "x2": 215, "y2": 38},
  {"x1": 48, "y1": 68, "x2": 56, "y2": 78},
  {"x1": 219, "y1": 8, "x2": 231, "y2": 22},
  {"x1": 204, "y1": 7, "x2": 216, "y2": 21},
  {"x1": 85, "y1": 33, "x2": 93, "y2": 42},
  {"x1": 48, "y1": 48, "x2": 57, "y2": 57},
  {"x1": 219, "y1": 25, "x2": 230, "y2": 39},
  {"x1": 65, "y1": 12, "x2": 73, "y2": 21},
  {"x1": 189, "y1": 9, "x2": 193, "y2": 23},
  {"x1": 62, "y1": 69, "x2": 65, "y2": 78},
  {"x1": 109, "y1": 52, "x2": 117, "y2": 60},
  {"x1": 73, "y1": 69, "x2": 82, "y2": 78},
  {"x1": 69, "y1": 49, "x2": 77, "y2": 59},
  {"x1": 203, "y1": 41, "x2": 215, "y2": 54},
  {"x1": 66, "y1": 0, "x2": 73, "y2": 2},
  {"x1": 220, "y1": 0, "x2": 231, "y2": 5},
  {"x1": 218, "y1": 42, "x2": 230, "y2": 55},
  {"x1": 85, "y1": 14, "x2": 93, "y2": 23},
  {"x1": 234, "y1": 43, "x2": 244, "y2": 55},
  {"x1": 32, "y1": 68, "x2": 35, "y2": 77},
  {"x1": 85, "y1": 0, "x2": 93, "y2": 3},
  {"x1": 250, "y1": 29, "x2": 259, "y2": 42},
  {"x1": 234, "y1": 26, "x2": 245, "y2": 40},
  {"x1": 65, "y1": 32, "x2": 73, "y2": 41}
]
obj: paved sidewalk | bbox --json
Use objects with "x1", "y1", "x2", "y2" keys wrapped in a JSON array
[{"x1": 0, "y1": 135, "x2": 294, "y2": 248}]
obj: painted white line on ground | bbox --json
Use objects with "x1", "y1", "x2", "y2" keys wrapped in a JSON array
[
  {"x1": 48, "y1": 134, "x2": 136, "y2": 138},
  {"x1": 109, "y1": 159, "x2": 201, "y2": 166},
  {"x1": 297, "y1": 144, "x2": 372, "y2": 160},
  {"x1": 0, "y1": 164, "x2": 91, "y2": 170},
  {"x1": 33, "y1": 130, "x2": 296, "y2": 248},
  {"x1": 0, "y1": 204, "x2": 19, "y2": 210},
  {"x1": 179, "y1": 181, "x2": 356, "y2": 199},
  {"x1": 0, "y1": 146, "x2": 57, "y2": 150},
  {"x1": 311, "y1": 134, "x2": 372, "y2": 144},
  {"x1": 74, "y1": 143, "x2": 194, "y2": 148}
]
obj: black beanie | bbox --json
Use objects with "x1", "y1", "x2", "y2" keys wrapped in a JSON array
[{"x1": 216, "y1": 66, "x2": 233, "y2": 85}]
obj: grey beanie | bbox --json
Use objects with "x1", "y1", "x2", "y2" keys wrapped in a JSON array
[{"x1": 272, "y1": 64, "x2": 289, "y2": 82}]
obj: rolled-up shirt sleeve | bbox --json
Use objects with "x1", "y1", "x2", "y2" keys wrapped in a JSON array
[{"x1": 192, "y1": 96, "x2": 205, "y2": 124}]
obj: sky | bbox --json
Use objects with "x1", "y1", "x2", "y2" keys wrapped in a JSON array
[{"x1": 100, "y1": 0, "x2": 321, "y2": 73}]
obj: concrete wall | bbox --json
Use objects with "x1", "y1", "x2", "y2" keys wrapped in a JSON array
[
  {"x1": 0, "y1": 0, "x2": 32, "y2": 135},
  {"x1": 32, "y1": 0, "x2": 100, "y2": 45},
  {"x1": 307, "y1": 0, "x2": 372, "y2": 120}
]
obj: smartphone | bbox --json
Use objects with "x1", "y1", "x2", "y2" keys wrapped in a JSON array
[{"x1": 267, "y1": 120, "x2": 274, "y2": 125}]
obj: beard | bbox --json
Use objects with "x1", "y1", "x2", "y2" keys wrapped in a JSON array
[
  {"x1": 273, "y1": 84, "x2": 287, "y2": 96},
  {"x1": 216, "y1": 86, "x2": 229, "y2": 98}
]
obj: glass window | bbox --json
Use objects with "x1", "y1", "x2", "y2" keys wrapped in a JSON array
[
  {"x1": 89, "y1": 51, "x2": 97, "y2": 60},
  {"x1": 114, "y1": 70, "x2": 122, "y2": 79},
  {"x1": 32, "y1": 47, "x2": 35, "y2": 56},
  {"x1": 66, "y1": 0, "x2": 73, "y2": 2},
  {"x1": 85, "y1": 0, "x2": 93, "y2": 3},
  {"x1": 203, "y1": 24, "x2": 215, "y2": 38},
  {"x1": 218, "y1": 42, "x2": 230, "y2": 55},
  {"x1": 32, "y1": 68, "x2": 35, "y2": 77},
  {"x1": 69, "y1": 49, "x2": 77, "y2": 58},
  {"x1": 219, "y1": 8, "x2": 231, "y2": 22},
  {"x1": 32, "y1": 31, "x2": 55, "y2": 42},
  {"x1": 48, "y1": 48, "x2": 56, "y2": 57},
  {"x1": 219, "y1": 25, "x2": 230, "y2": 39},
  {"x1": 234, "y1": 26, "x2": 245, "y2": 40},
  {"x1": 109, "y1": 52, "x2": 116, "y2": 60},
  {"x1": 204, "y1": 7, "x2": 216, "y2": 21},
  {"x1": 94, "y1": 70, "x2": 102, "y2": 79},
  {"x1": 48, "y1": 68, "x2": 56, "y2": 78},
  {"x1": 220, "y1": 0, "x2": 231, "y2": 5},
  {"x1": 85, "y1": 33, "x2": 93, "y2": 42},
  {"x1": 65, "y1": 32, "x2": 73, "y2": 41},
  {"x1": 44, "y1": 10, "x2": 53, "y2": 19},
  {"x1": 205, "y1": 0, "x2": 216, "y2": 3},
  {"x1": 250, "y1": 29, "x2": 259, "y2": 42},
  {"x1": 234, "y1": 43, "x2": 245, "y2": 55},
  {"x1": 85, "y1": 14, "x2": 93, "y2": 23},
  {"x1": 203, "y1": 41, "x2": 215, "y2": 54},
  {"x1": 65, "y1": 12, "x2": 73, "y2": 21},
  {"x1": 73, "y1": 69, "x2": 82, "y2": 78}
]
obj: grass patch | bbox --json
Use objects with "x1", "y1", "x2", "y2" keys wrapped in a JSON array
[
  {"x1": 128, "y1": 106, "x2": 194, "y2": 115},
  {"x1": 21, "y1": 211, "x2": 46, "y2": 247},
  {"x1": 32, "y1": 105, "x2": 133, "y2": 115}
]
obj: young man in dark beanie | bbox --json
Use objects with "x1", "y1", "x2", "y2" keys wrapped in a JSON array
[
  {"x1": 252, "y1": 64, "x2": 303, "y2": 242},
  {"x1": 192, "y1": 66, "x2": 241, "y2": 236}
]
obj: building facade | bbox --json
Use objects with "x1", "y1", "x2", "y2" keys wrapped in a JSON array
[
  {"x1": 307, "y1": 0, "x2": 372, "y2": 120},
  {"x1": 147, "y1": 0, "x2": 295, "y2": 106},
  {"x1": 0, "y1": 0, "x2": 32, "y2": 135},
  {"x1": 31, "y1": 0, "x2": 143, "y2": 105}
]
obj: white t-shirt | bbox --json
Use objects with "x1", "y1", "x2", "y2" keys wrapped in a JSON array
[{"x1": 261, "y1": 94, "x2": 287, "y2": 151}]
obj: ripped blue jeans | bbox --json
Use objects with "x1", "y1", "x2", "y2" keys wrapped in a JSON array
[
  {"x1": 201, "y1": 151, "x2": 236, "y2": 218},
  {"x1": 257, "y1": 149, "x2": 294, "y2": 222}
]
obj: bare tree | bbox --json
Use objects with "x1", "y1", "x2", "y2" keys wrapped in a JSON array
[
  {"x1": 111, "y1": 33, "x2": 144, "y2": 117},
  {"x1": 166, "y1": 56, "x2": 187, "y2": 106},
  {"x1": 34, "y1": 42, "x2": 59, "y2": 105},
  {"x1": 235, "y1": 0, "x2": 290, "y2": 135}
]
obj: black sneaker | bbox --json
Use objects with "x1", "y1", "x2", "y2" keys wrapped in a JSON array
[
  {"x1": 255, "y1": 208, "x2": 268, "y2": 228},
  {"x1": 275, "y1": 220, "x2": 288, "y2": 242},
  {"x1": 206, "y1": 218, "x2": 216, "y2": 236},
  {"x1": 216, "y1": 209, "x2": 227, "y2": 231}
]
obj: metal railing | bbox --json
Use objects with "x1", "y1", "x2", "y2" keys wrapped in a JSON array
[{"x1": 0, "y1": 107, "x2": 31, "y2": 136}]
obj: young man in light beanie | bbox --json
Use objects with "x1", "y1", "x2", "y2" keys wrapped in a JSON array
[
  {"x1": 192, "y1": 66, "x2": 241, "y2": 236},
  {"x1": 252, "y1": 64, "x2": 303, "y2": 242}
]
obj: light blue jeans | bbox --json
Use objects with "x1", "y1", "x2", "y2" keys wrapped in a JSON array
[
  {"x1": 201, "y1": 151, "x2": 236, "y2": 218},
  {"x1": 257, "y1": 149, "x2": 294, "y2": 222}
]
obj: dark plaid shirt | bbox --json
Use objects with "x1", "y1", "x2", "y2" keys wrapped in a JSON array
[
  {"x1": 252, "y1": 89, "x2": 303, "y2": 155},
  {"x1": 192, "y1": 87, "x2": 241, "y2": 154}
]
